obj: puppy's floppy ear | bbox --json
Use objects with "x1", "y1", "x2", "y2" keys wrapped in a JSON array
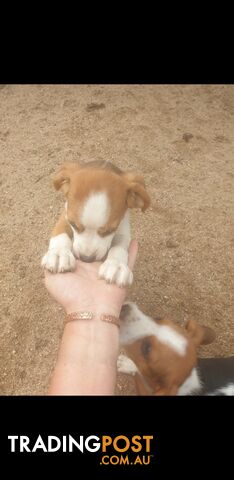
[
  {"x1": 185, "y1": 319, "x2": 216, "y2": 347},
  {"x1": 123, "y1": 172, "x2": 151, "y2": 212},
  {"x1": 53, "y1": 162, "x2": 80, "y2": 195}
]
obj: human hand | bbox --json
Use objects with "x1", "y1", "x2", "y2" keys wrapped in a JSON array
[{"x1": 44, "y1": 240, "x2": 138, "y2": 318}]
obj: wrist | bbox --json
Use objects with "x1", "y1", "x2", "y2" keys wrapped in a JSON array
[{"x1": 62, "y1": 307, "x2": 120, "y2": 361}]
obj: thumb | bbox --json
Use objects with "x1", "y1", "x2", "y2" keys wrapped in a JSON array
[{"x1": 127, "y1": 239, "x2": 138, "y2": 270}]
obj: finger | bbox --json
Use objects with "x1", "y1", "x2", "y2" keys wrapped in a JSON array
[
  {"x1": 44, "y1": 269, "x2": 55, "y2": 290},
  {"x1": 44, "y1": 269, "x2": 52, "y2": 280},
  {"x1": 127, "y1": 239, "x2": 138, "y2": 270}
]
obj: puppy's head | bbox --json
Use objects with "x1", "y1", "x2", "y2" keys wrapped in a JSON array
[
  {"x1": 53, "y1": 162, "x2": 150, "y2": 261},
  {"x1": 120, "y1": 302, "x2": 216, "y2": 395}
]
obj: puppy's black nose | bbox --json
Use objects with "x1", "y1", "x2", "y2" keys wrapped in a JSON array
[
  {"x1": 79, "y1": 254, "x2": 96, "y2": 263},
  {"x1": 120, "y1": 303, "x2": 132, "y2": 320}
]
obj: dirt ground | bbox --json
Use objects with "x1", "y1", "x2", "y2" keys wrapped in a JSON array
[{"x1": 0, "y1": 84, "x2": 233, "y2": 395}]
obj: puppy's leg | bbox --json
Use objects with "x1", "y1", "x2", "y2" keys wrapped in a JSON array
[
  {"x1": 134, "y1": 373, "x2": 151, "y2": 396},
  {"x1": 117, "y1": 356, "x2": 150, "y2": 395},
  {"x1": 41, "y1": 212, "x2": 76, "y2": 273},
  {"x1": 117, "y1": 354, "x2": 138, "y2": 375},
  {"x1": 98, "y1": 211, "x2": 132, "y2": 287}
]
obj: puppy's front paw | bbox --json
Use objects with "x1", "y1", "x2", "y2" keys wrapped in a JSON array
[
  {"x1": 117, "y1": 354, "x2": 138, "y2": 375},
  {"x1": 41, "y1": 249, "x2": 76, "y2": 273},
  {"x1": 98, "y1": 259, "x2": 133, "y2": 287}
]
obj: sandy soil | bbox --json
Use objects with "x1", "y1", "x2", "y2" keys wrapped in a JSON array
[{"x1": 0, "y1": 84, "x2": 233, "y2": 395}]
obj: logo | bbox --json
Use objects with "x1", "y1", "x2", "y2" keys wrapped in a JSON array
[{"x1": 8, "y1": 434, "x2": 155, "y2": 466}]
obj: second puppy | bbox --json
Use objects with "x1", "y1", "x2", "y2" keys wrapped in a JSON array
[{"x1": 117, "y1": 302, "x2": 232, "y2": 396}]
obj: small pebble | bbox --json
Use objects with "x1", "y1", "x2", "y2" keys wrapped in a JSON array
[{"x1": 166, "y1": 239, "x2": 178, "y2": 248}]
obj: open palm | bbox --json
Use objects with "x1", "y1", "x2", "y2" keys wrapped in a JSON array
[{"x1": 44, "y1": 240, "x2": 138, "y2": 316}]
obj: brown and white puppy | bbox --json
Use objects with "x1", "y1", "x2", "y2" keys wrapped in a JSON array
[
  {"x1": 41, "y1": 161, "x2": 150, "y2": 286},
  {"x1": 118, "y1": 302, "x2": 216, "y2": 395}
]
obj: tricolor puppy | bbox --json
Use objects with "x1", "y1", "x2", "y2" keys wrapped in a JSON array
[
  {"x1": 41, "y1": 161, "x2": 150, "y2": 286},
  {"x1": 118, "y1": 302, "x2": 234, "y2": 396}
]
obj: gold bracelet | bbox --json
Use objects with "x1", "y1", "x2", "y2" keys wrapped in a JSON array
[
  {"x1": 65, "y1": 311, "x2": 120, "y2": 328},
  {"x1": 100, "y1": 314, "x2": 120, "y2": 328}
]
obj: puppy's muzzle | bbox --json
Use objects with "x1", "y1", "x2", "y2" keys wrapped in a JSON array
[{"x1": 120, "y1": 302, "x2": 132, "y2": 320}]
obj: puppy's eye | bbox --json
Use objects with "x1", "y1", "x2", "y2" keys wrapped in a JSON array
[{"x1": 141, "y1": 338, "x2": 152, "y2": 358}]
